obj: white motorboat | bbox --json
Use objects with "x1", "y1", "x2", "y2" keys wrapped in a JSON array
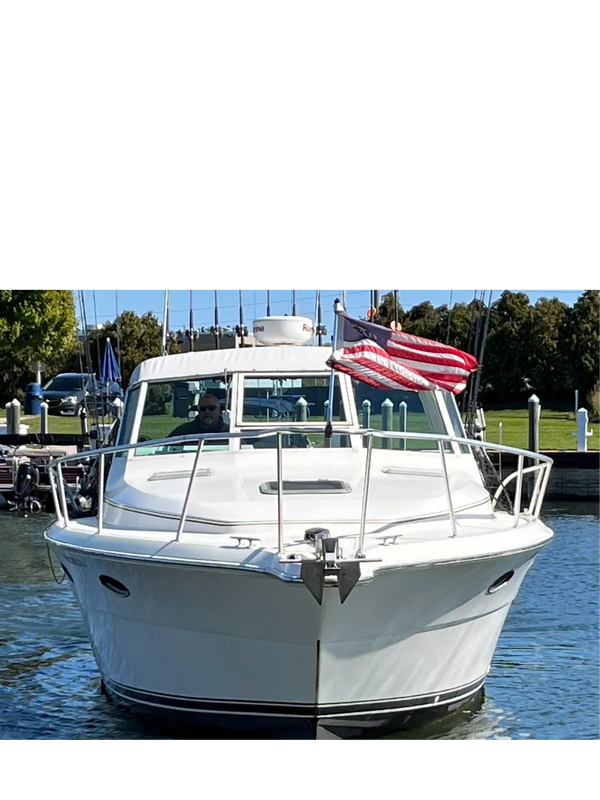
[{"x1": 44, "y1": 314, "x2": 554, "y2": 739}]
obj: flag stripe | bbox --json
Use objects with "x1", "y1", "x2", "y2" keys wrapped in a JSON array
[
  {"x1": 387, "y1": 340, "x2": 476, "y2": 369},
  {"x1": 329, "y1": 313, "x2": 477, "y2": 395},
  {"x1": 344, "y1": 343, "x2": 473, "y2": 381},
  {"x1": 341, "y1": 343, "x2": 471, "y2": 392}
]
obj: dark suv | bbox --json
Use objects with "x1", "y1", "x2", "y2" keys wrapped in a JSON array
[{"x1": 41, "y1": 373, "x2": 122, "y2": 416}]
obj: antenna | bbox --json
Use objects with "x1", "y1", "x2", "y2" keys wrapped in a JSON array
[
  {"x1": 267, "y1": 290, "x2": 271, "y2": 317},
  {"x1": 292, "y1": 290, "x2": 297, "y2": 316},
  {"x1": 394, "y1": 290, "x2": 399, "y2": 328}
]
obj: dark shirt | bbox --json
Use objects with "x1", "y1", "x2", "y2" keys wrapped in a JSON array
[{"x1": 169, "y1": 416, "x2": 229, "y2": 439}]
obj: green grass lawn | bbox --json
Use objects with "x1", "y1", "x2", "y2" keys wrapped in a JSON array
[
  {"x1": 485, "y1": 408, "x2": 599, "y2": 452},
  {"x1": 4, "y1": 406, "x2": 598, "y2": 452},
  {"x1": 2, "y1": 415, "x2": 112, "y2": 435}
]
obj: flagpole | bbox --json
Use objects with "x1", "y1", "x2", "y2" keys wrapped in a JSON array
[{"x1": 324, "y1": 298, "x2": 344, "y2": 447}]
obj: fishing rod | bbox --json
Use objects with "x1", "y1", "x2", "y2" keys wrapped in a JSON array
[
  {"x1": 238, "y1": 290, "x2": 246, "y2": 347},
  {"x1": 114, "y1": 290, "x2": 123, "y2": 384},
  {"x1": 461, "y1": 290, "x2": 480, "y2": 418},
  {"x1": 317, "y1": 290, "x2": 323, "y2": 346},
  {"x1": 189, "y1": 290, "x2": 194, "y2": 350},
  {"x1": 78, "y1": 291, "x2": 97, "y2": 430},
  {"x1": 446, "y1": 290, "x2": 453, "y2": 345},
  {"x1": 92, "y1": 290, "x2": 107, "y2": 432},
  {"x1": 468, "y1": 291, "x2": 494, "y2": 434},
  {"x1": 214, "y1": 289, "x2": 221, "y2": 350},
  {"x1": 465, "y1": 292, "x2": 486, "y2": 426},
  {"x1": 161, "y1": 291, "x2": 169, "y2": 357}
]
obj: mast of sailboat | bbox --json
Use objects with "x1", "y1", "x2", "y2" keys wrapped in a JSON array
[
  {"x1": 161, "y1": 291, "x2": 169, "y2": 357},
  {"x1": 214, "y1": 290, "x2": 221, "y2": 350}
]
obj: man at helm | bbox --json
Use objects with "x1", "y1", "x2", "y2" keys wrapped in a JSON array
[{"x1": 169, "y1": 393, "x2": 229, "y2": 438}]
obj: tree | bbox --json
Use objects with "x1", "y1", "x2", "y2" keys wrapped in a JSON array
[
  {"x1": 483, "y1": 291, "x2": 534, "y2": 401},
  {"x1": 567, "y1": 290, "x2": 599, "y2": 398},
  {"x1": 445, "y1": 301, "x2": 478, "y2": 353},
  {"x1": 84, "y1": 310, "x2": 180, "y2": 388},
  {"x1": 374, "y1": 291, "x2": 405, "y2": 328},
  {"x1": 528, "y1": 297, "x2": 572, "y2": 398},
  {"x1": 0, "y1": 290, "x2": 78, "y2": 404},
  {"x1": 402, "y1": 301, "x2": 443, "y2": 340}
]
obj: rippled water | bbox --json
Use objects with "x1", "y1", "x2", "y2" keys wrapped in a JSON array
[{"x1": 0, "y1": 501, "x2": 598, "y2": 739}]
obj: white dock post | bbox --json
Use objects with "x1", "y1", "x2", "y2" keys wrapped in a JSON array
[
  {"x1": 381, "y1": 398, "x2": 393, "y2": 450},
  {"x1": 572, "y1": 408, "x2": 593, "y2": 452},
  {"x1": 9, "y1": 399, "x2": 21, "y2": 435}
]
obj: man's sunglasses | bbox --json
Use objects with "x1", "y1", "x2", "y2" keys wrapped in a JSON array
[{"x1": 199, "y1": 405, "x2": 218, "y2": 412}]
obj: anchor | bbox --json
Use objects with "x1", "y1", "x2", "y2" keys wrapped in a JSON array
[{"x1": 300, "y1": 528, "x2": 378, "y2": 605}]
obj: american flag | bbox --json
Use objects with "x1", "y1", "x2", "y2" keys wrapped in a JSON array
[{"x1": 328, "y1": 312, "x2": 478, "y2": 395}]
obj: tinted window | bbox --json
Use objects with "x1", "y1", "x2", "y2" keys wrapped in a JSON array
[{"x1": 43, "y1": 376, "x2": 85, "y2": 391}]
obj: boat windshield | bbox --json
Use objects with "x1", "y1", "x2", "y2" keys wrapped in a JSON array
[
  {"x1": 350, "y1": 381, "x2": 450, "y2": 451},
  {"x1": 134, "y1": 375, "x2": 232, "y2": 456},
  {"x1": 240, "y1": 373, "x2": 351, "y2": 449}
]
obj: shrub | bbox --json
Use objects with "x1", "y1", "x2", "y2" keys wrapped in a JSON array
[{"x1": 588, "y1": 381, "x2": 599, "y2": 423}]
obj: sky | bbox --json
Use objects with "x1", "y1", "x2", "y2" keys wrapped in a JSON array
[{"x1": 78, "y1": 289, "x2": 587, "y2": 334}]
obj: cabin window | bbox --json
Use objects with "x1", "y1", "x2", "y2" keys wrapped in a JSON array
[
  {"x1": 442, "y1": 392, "x2": 472, "y2": 454},
  {"x1": 350, "y1": 382, "x2": 451, "y2": 451}
]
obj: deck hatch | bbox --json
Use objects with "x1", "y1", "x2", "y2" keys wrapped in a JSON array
[{"x1": 259, "y1": 480, "x2": 352, "y2": 495}]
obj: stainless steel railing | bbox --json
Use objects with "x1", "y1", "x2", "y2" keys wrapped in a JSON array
[{"x1": 47, "y1": 427, "x2": 553, "y2": 556}]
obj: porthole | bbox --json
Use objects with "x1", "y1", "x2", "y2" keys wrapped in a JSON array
[
  {"x1": 487, "y1": 570, "x2": 515, "y2": 595},
  {"x1": 99, "y1": 575, "x2": 130, "y2": 597}
]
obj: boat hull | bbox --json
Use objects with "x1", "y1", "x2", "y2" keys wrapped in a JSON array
[{"x1": 52, "y1": 538, "x2": 542, "y2": 739}]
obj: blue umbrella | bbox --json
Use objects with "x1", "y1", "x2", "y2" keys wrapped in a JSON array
[{"x1": 101, "y1": 337, "x2": 121, "y2": 386}]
